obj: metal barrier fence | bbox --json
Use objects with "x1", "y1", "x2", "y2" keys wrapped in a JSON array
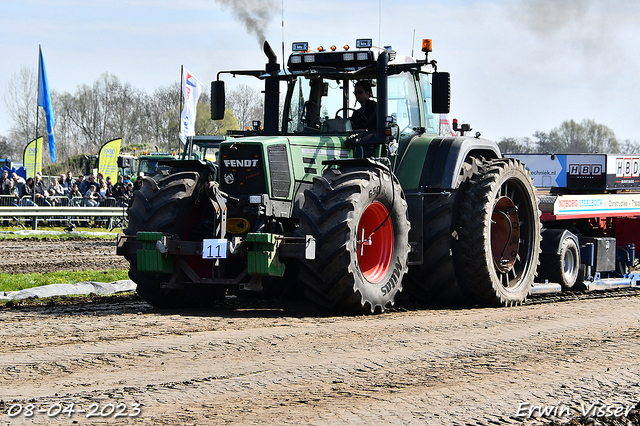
[{"x1": 0, "y1": 195, "x2": 128, "y2": 230}]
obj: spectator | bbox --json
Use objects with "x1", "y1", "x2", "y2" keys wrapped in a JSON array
[
  {"x1": 85, "y1": 174, "x2": 97, "y2": 194},
  {"x1": 83, "y1": 184, "x2": 99, "y2": 207},
  {"x1": 2, "y1": 178, "x2": 19, "y2": 206},
  {"x1": 97, "y1": 180, "x2": 108, "y2": 202},
  {"x1": 113, "y1": 175, "x2": 125, "y2": 202},
  {"x1": 105, "y1": 176, "x2": 114, "y2": 198},
  {"x1": 68, "y1": 183, "x2": 82, "y2": 199},
  {"x1": 67, "y1": 183, "x2": 83, "y2": 207},
  {"x1": 123, "y1": 181, "x2": 134, "y2": 202},
  {"x1": 77, "y1": 174, "x2": 87, "y2": 193},
  {"x1": 65, "y1": 171, "x2": 75, "y2": 189},
  {"x1": 0, "y1": 169, "x2": 9, "y2": 192},
  {"x1": 33, "y1": 175, "x2": 51, "y2": 206},
  {"x1": 47, "y1": 189, "x2": 60, "y2": 206},
  {"x1": 134, "y1": 173, "x2": 144, "y2": 192},
  {"x1": 59, "y1": 174, "x2": 70, "y2": 195},
  {"x1": 48, "y1": 177, "x2": 64, "y2": 197},
  {"x1": 12, "y1": 172, "x2": 25, "y2": 186},
  {"x1": 47, "y1": 177, "x2": 65, "y2": 206},
  {"x1": 20, "y1": 177, "x2": 35, "y2": 206},
  {"x1": 1, "y1": 178, "x2": 18, "y2": 225}
]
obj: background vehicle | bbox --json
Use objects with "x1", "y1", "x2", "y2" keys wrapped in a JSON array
[
  {"x1": 136, "y1": 136, "x2": 221, "y2": 178},
  {"x1": 118, "y1": 154, "x2": 137, "y2": 179},
  {"x1": 505, "y1": 153, "x2": 639, "y2": 293},
  {"x1": 118, "y1": 38, "x2": 634, "y2": 314},
  {"x1": 136, "y1": 152, "x2": 177, "y2": 178}
]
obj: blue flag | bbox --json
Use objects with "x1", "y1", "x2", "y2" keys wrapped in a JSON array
[{"x1": 37, "y1": 46, "x2": 55, "y2": 163}]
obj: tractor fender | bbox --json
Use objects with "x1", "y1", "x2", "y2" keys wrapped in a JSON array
[{"x1": 396, "y1": 135, "x2": 502, "y2": 190}]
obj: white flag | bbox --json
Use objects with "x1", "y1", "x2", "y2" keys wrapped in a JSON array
[{"x1": 179, "y1": 68, "x2": 203, "y2": 144}]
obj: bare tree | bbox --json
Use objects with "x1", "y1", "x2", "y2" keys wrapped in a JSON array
[
  {"x1": 0, "y1": 135, "x2": 21, "y2": 160},
  {"x1": 147, "y1": 82, "x2": 181, "y2": 150},
  {"x1": 619, "y1": 139, "x2": 640, "y2": 154},
  {"x1": 3, "y1": 66, "x2": 61, "y2": 166},
  {"x1": 497, "y1": 136, "x2": 536, "y2": 154},
  {"x1": 3, "y1": 66, "x2": 38, "y2": 148},
  {"x1": 227, "y1": 84, "x2": 264, "y2": 129}
]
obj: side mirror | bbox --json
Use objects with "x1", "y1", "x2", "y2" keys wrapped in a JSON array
[
  {"x1": 117, "y1": 157, "x2": 132, "y2": 168},
  {"x1": 431, "y1": 72, "x2": 450, "y2": 114},
  {"x1": 211, "y1": 80, "x2": 226, "y2": 120}
]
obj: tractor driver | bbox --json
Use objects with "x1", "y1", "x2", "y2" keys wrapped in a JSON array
[{"x1": 350, "y1": 81, "x2": 377, "y2": 131}]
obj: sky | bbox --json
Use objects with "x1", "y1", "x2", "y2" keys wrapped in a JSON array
[{"x1": 1, "y1": 0, "x2": 639, "y2": 146}]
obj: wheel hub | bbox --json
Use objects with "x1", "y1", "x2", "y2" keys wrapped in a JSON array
[
  {"x1": 357, "y1": 202, "x2": 393, "y2": 283},
  {"x1": 491, "y1": 196, "x2": 520, "y2": 274}
]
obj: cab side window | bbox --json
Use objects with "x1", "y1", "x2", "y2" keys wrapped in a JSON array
[{"x1": 417, "y1": 72, "x2": 438, "y2": 134}]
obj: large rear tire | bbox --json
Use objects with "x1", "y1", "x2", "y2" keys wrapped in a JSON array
[
  {"x1": 297, "y1": 167, "x2": 410, "y2": 313},
  {"x1": 403, "y1": 193, "x2": 466, "y2": 305},
  {"x1": 403, "y1": 156, "x2": 483, "y2": 306},
  {"x1": 456, "y1": 158, "x2": 541, "y2": 306},
  {"x1": 124, "y1": 169, "x2": 225, "y2": 308}
]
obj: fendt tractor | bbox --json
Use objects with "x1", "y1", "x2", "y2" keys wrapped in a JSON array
[{"x1": 117, "y1": 38, "x2": 638, "y2": 313}]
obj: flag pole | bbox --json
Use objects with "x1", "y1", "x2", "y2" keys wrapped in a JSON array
[
  {"x1": 34, "y1": 45, "x2": 41, "y2": 180},
  {"x1": 179, "y1": 65, "x2": 184, "y2": 154}
]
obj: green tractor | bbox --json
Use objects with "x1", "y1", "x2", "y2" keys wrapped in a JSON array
[
  {"x1": 118, "y1": 38, "x2": 540, "y2": 313},
  {"x1": 135, "y1": 136, "x2": 222, "y2": 179}
]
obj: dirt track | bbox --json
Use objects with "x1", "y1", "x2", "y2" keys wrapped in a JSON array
[
  {"x1": 0, "y1": 294, "x2": 639, "y2": 425},
  {"x1": 0, "y1": 238, "x2": 129, "y2": 274},
  {"x1": 1, "y1": 239, "x2": 640, "y2": 425}
]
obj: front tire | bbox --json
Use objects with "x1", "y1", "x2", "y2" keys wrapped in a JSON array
[
  {"x1": 297, "y1": 167, "x2": 410, "y2": 313},
  {"x1": 124, "y1": 169, "x2": 225, "y2": 308}
]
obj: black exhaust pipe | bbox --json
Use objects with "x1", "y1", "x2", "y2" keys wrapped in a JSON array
[{"x1": 263, "y1": 41, "x2": 280, "y2": 136}]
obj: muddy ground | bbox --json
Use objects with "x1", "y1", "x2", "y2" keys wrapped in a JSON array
[{"x1": 1, "y1": 239, "x2": 639, "y2": 425}]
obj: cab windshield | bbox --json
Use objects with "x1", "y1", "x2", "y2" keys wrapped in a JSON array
[
  {"x1": 283, "y1": 70, "x2": 437, "y2": 136},
  {"x1": 285, "y1": 76, "x2": 350, "y2": 134}
]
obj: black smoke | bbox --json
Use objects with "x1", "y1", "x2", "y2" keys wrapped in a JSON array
[{"x1": 215, "y1": 0, "x2": 278, "y2": 46}]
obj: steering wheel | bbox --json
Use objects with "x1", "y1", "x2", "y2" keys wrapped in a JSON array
[{"x1": 334, "y1": 107, "x2": 358, "y2": 119}]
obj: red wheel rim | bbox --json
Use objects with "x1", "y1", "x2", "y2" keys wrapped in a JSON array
[{"x1": 357, "y1": 202, "x2": 393, "y2": 283}]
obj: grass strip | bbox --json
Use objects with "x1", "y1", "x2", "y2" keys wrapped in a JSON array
[
  {"x1": 0, "y1": 270, "x2": 129, "y2": 293},
  {"x1": 0, "y1": 228, "x2": 121, "y2": 240}
]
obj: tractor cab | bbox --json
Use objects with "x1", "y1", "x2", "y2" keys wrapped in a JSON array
[
  {"x1": 283, "y1": 41, "x2": 440, "y2": 133},
  {"x1": 212, "y1": 38, "x2": 450, "y2": 162}
]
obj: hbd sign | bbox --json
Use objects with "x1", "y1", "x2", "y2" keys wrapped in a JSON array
[
  {"x1": 615, "y1": 158, "x2": 640, "y2": 178},
  {"x1": 569, "y1": 163, "x2": 603, "y2": 176}
]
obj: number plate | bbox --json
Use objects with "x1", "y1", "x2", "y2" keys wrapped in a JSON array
[{"x1": 202, "y1": 239, "x2": 228, "y2": 259}]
